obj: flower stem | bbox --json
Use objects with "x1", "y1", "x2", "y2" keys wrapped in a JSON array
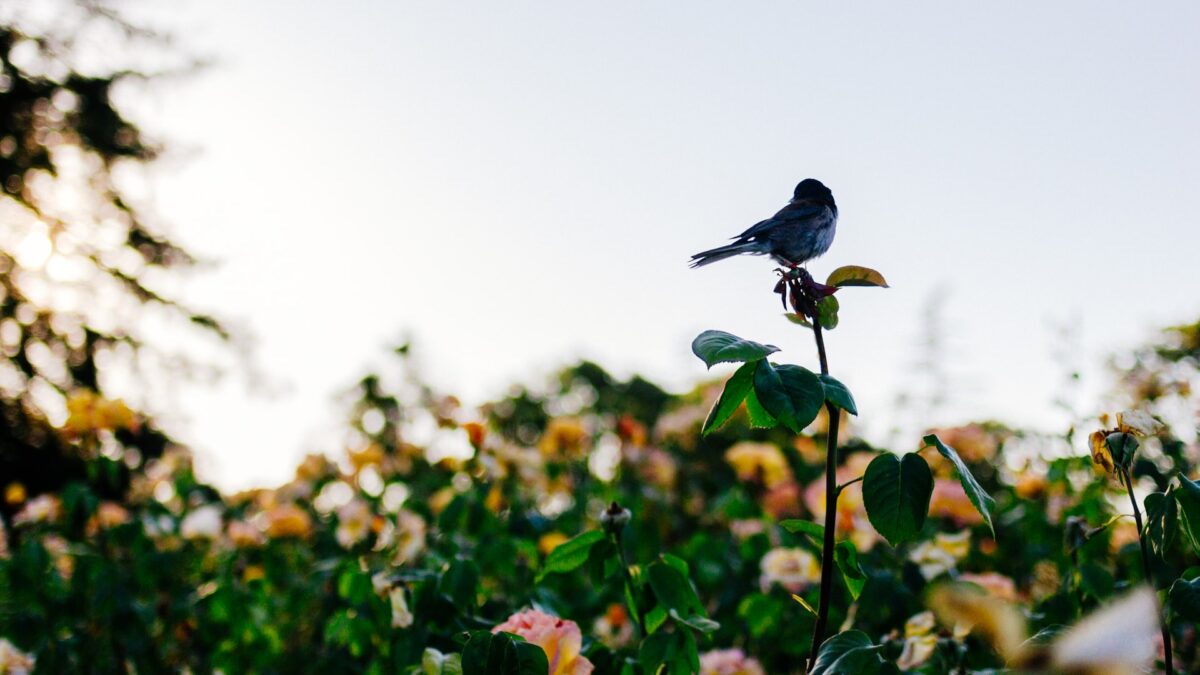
[
  {"x1": 610, "y1": 528, "x2": 647, "y2": 638},
  {"x1": 1119, "y1": 465, "x2": 1173, "y2": 675},
  {"x1": 806, "y1": 321, "x2": 840, "y2": 670}
]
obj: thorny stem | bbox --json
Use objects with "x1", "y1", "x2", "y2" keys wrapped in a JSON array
[
  {"x1": 1119, "y1": 465, "x2": 1174, "y2": 675},
  {"x1": 806, "y1": 320, "x2": 841, "y2": 671}
]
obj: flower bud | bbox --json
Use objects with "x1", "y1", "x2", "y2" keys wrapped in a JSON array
[{"x1": 600, "y1": 501, "x2": 631, "y2": 534}]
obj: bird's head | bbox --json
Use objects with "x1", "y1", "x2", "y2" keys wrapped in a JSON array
[{"x1": 792, "y1": 178, "x2": 835, "y2": 207}]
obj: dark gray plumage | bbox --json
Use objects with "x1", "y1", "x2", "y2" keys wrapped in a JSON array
[{"x1": 689, "y1": 178, "x2": 838, "y2": 268}]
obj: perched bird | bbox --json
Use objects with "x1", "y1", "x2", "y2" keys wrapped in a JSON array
[{"x1": 689, "y1": 178, "x2": 838, "y2": 268}]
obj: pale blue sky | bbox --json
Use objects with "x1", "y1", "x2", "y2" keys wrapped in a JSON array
[{"x1": 123, "y1": 2, "x2": 1199, "y2": 489}]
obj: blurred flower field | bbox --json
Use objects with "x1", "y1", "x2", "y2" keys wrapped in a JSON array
[{"x1": 2, "y1": 319, "x2": 1198, "y2": 673}]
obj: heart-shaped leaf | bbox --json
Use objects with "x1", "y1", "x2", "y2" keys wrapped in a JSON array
[
  {"x1": 863, "y1": 453, "x2": 933, "y2": 546},
  {"x1": 923, "y1": 434, "x2": 996, "y2": 535},
  {"x1": 826, "y1": 265, "x2": 890, "y2": 288},
  {"x1": 811, "y1": 631, "x2": 891, "y2": 675},
  {"x1": 691, "y1": 330, "x2": 779, "y2": 369}
]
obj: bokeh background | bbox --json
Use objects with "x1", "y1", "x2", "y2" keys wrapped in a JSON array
[{"x1": 12, "y1": 1, "x2": 1200, "y2": 489}]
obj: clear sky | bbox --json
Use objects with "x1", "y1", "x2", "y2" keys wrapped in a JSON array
[{"x1": 120, "y1": 1, "x2": 1200, "y2": 490}]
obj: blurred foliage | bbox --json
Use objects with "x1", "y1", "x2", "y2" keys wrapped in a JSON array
[{"x1": 0, "y1": 1, "x2": 225, "y2": 510}]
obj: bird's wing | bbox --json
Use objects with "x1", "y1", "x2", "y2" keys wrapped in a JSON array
[{"x1": 734, "y1": 200, "x2": 827, "y2": 240}]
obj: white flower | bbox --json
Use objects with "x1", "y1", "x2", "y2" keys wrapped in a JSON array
[
  {"x1": 12, "y1": 494, "x2": 60, "y2": 527},
  {"x1": 389, "y1": 587, "x2": 414, "y2": 628},
  {"x1": 759, "y1": 547, "x2": 821, "y2": 593},
  {"x1": 335, "y1": 499, "x2": 372, "y2": 549},
  {"x1": 0, "y1": 637, "x2": 35, "y2": 674},
  {"x1": 394, "y1": 509, "x2": 427, "y2": 564},
  {"x1": 180, "y1": 504, "x2": 223, "y2": 540}
]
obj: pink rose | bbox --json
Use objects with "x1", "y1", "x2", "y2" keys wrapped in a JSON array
[{"x1": 493, "y1": 609, "x2": 594, "y2": 675}]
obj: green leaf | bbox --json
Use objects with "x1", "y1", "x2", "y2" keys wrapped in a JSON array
[
  {"x1": 439, "y1": 559, "x2": 480, "y2": 608},
  {"x1": 743, "y1": 386, "x2": 777, "y2": 428},
  {"x1": 922, "y1": 434, "x2": 996, "y2": 535},
  {"x1": 1145, "y1": 488, "x2": 1178, "y2": 558},
  {"x1": 647, "y1": 558, "x2": 705, "y2": 619},
  {"x1": 462, "y1": 631, "x2": 494, "y2": 674},
  {"x1": 1170, "y1": 577, "x2": 1200, "y2": 622},
  {"x1": 825, "y1": 265, "x2": 890, "y2": 288},
  {"x1": 537, "y1": 530, "x2": 605, "y2": 582},
  {"x1": 691, "y1": 330, "x2": 779, "y2": 369},
  {"x1": 644, "y1": 604, "x2": 668, "y2": 635},
  {"x1": 669, "y1": 609, "x2": 720, "y2": 634},
  {"x1": 819, "y1": 374, "x2": 858, "y2": 415},
  {"x1": 1177, "y1": 475, "x2": 1200, "y2": 556},
  {"x1": 862, "y1": 453, "x2": 934, "y2": 546},
  {"x1": 753, "y1": 361, "x2": 824, "y2": 433},
  {"x1": 702, "y1": 361, "x2": 756, "y2": 435},
  {"x1": 639, "y1": 631, "x2": 697, "y2": 675},
  {"x1": 835, "y1": 541, "x2": 867, "y2": 600},
  {"x1": 811, "y1": 631, "x2": 890, "y2": 675},
  {"x1": 784, "y1": 312, "x2": 812, "y2": 328},
  {"x1": 781, "y1": 519, "x2": 825, "y2": 542},
  {"x1": 503, "y1": 640, "x2": 549, "y2": 675},
  {"x1": 816, "y1": 295, "x2": 840, "y2": 330}
]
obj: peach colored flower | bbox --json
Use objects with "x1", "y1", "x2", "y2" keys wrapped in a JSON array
[
  {"x1": 761, "y1": 481, "x2": 802, "y2": 520},
  {"x1": 12, "y1": 494, "x2": 61, "y2": 527},
  {"x1": 928, "y1": 479, "x2": 984, "y2": 526},
  {"x1": 227, "y1": 520, "x2": 265, "y2": 548},
  {"x1": 699, "y1": 648, "x2": 766, "y2": 675},
  {"x1": 86, "y1": 501, "x2": 131, "y2": 535},
  {"x1": 804, "y1": 453, "x2": 879, "y2": 550},
  {"x1": 725, "y1": 442, "x2": 789, "y2": 488},
  {"x1": 960, "y1": 572, "x2": 1018, "y2": 602},
  {"x1": 0, "y1": 637, "x2": 35, "y2": 674},
  {"x1": 926, "y1": 425, "x2": 997, "y2": 464},
  {"x1": 897, "y1": 612, "x2": 939, "y2": 669},
  {"x1": 492, "y1": 609, "x2": 594, "y2": 675}
]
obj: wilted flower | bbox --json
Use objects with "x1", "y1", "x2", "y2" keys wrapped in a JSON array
[
  {"x1": 335, "y1": 499, "x2": 372, "y2": 549},
  {"x1": 492, "y1": 609, "x2": 594, "y2": 675},
  {"x1": 896, "y1": 611, "x2": 939, "y2": 670},
  {"x1": 394, "y1": 508, "x2": 427, "y2": 564},
  {"x1": 698, "y1": 648, "x2": 766, "y2": 675},
  {"x1": 180, "y1": 504, "x2": 224, "y2": 540},
  {"x1": 725, "y1": 442, "x2": 789, "y2": 488},
  {"x1": 264, "y1": 503, "x2": 313, "y2": 539},
  {"x1": 12, "y1": 494, "x2": 61, "y2": 527},
  {"x1": 759, "y1": 547, "x2": 821, "y2": 593},
  {"x1": 960, "y1": 572, "x2": 1018, "y2": 602},
  {"x1": 0, "y1": 638, "x2": 35, "y2": 674},
  {"x1": 592, "y1": 604, "x2": 634, "y2": 649}
]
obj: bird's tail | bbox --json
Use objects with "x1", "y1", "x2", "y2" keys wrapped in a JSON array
[{"x1": 689, "y1": 241, "x2": 757, "y2": 268}]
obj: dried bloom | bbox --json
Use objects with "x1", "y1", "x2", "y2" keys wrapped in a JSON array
[
  {"x1": 180, "y1": 504, "x2": 223, "y2": 540},
  {"x1": 725, "y1": 442, "x2": 790, "y2": 488},
  {"x1": 492, "y1": 609, "x2": 594, "y2": 675},
  {"x1": 1089, "y1": 430, "x2": 1115, "y2": 474},
  {"x1": 698, "y1": 648, "x2": 766, "y2": 675},
  {"x1": 759, "y1": 547, "x2": 821, "y2": 593}
]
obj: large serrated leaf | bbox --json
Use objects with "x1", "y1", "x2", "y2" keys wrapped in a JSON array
[
  {"x1": 536, "y1": 530, "x2": 605, "y2": 582},
  {"x1": 819, "y1": 374, "x2": 857, "y2": 415},
  {"x1": 811, "y1": 630, "x2": 891, "y2": 675},
  {"x1": 752, "y1": 361, "x2": 824, "y2": 433},
  {"x1": 702, "y1": 361, "x2": 756, "y2": 435}
]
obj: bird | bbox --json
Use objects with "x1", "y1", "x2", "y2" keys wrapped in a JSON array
[{"x1": 689, "y1": 178, "x2": 837, "y2": 268}]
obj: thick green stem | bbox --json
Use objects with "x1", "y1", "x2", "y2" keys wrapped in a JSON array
[
  {"x1": 806, "y1": 321, "x2": 840, "y2": 670},
  {"x1": 1119, "y1": 466, "x2": 1173, "y2": 675}
]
